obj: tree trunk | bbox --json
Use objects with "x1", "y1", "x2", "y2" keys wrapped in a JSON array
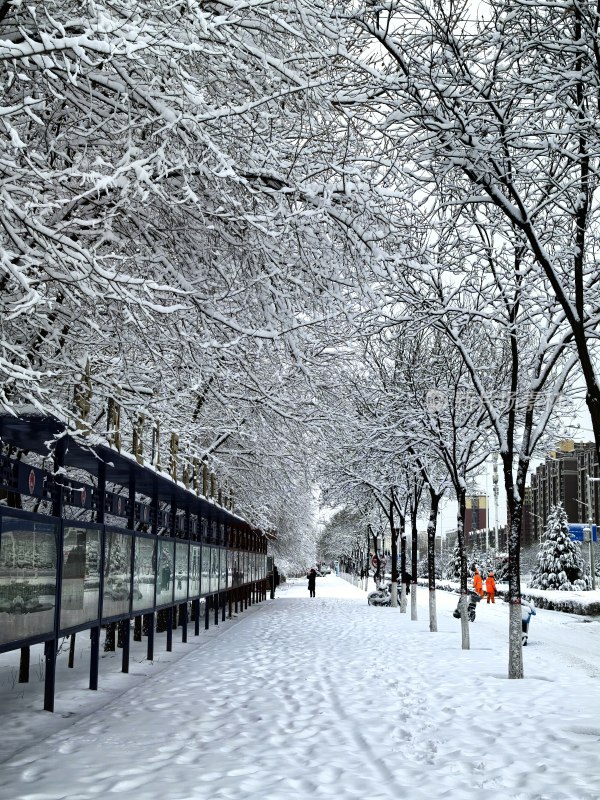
[
  {"x1": 427, "y1": 491, "x2": 439, "y2": 632},
  {"x1": 390, "y1": 516, "x2": 399, "y2": 608},
  {"x1": 456, "y1": 486, "x2": 470, "y2": 650},
  {"x1": 371, "y1": 530, "x2": 381, "y2": 586},
  {"x1": 400, "y1": 529, "x2": 407, "y2": 613},
  {"x1": 411, "y1": 504, "x2": 418, "y2": 621},
  {"x1": 503, "y1": 453, "x2": 527, "y2": 679}
]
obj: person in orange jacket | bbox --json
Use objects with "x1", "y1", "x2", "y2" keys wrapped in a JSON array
[
  {"x1": 485, "y1": 571, "x2": 496, "y2": 603},
  {"x1": 473, "y1": 568, "x2": 483, "y2": 598}
]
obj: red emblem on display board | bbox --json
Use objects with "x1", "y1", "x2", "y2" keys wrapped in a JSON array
[{"x1": 28, "y1": 469, "x2": 36, "y2": 494}]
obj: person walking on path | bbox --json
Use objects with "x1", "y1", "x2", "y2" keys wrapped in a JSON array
[
  {"x1": 473, "y1": 568, "x2": 483, "y2": 598},
  {"x1": 307, "y1": 568, "x2": 317, "y2": 598},
  {"x1": 485, "y1": 571, "x2": 496, "y2": 603}
]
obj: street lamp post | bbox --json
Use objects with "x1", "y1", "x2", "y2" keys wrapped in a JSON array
[
  {"x1": 585, "y1": 475, "x2": 598, "y2": 590},
  {"x1": 493, "y1": 452, "x2": 499, "y2": 551}
]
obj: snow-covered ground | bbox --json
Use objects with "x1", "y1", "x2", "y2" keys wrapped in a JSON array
[{"x1": 1, "y1": 575, "x2": 599, "y2": 800}]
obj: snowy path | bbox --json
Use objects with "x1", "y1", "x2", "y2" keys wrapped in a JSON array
[{"x1": 1, "y1": 575, "x2": 600, "y2": 800}]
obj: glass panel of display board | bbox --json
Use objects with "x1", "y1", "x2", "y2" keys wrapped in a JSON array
[
  {"x1": 102, "y1": 530, "x2": 133, "y2": 619},
  {"x1": 156, "y1": 539, "x2": 175, "y2": 607},
  {"x1": 230, "y1": 550, "x2": 240, "y2": 588},
  {"x1": 219, "y1": 548, "x2": 227, "y2": 589},
  {"x1": 60, "y1": 524, "x2": 101, "y2": 630},
  {"x1": 226, "y1": 550, "x2": 233, "y2": 588},
  {"x1": 189, "y1": 544, "x2": 201, "y2": 598},
  {"x1": 174, "y1": 542, "x2": 189, "y2": 602},
  {"x1": 200, "y1": 546, "x2": 211, "y2": 595},
  {"x1": 240, "y1": 551, "x2": 247, "y2": 585},
  {"x1": 0, "y1": 513, "x2": 58, "y2": 646},
  {"x1": 210, "y1": 547, "x2": 220, "y2": 593},
  {"x1": 132, "y1": 536, "x2": 156, "y2": 612}
]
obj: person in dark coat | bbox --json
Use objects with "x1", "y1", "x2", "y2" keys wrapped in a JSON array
[
  {"x1": 402, "y1": 571, "x2": 412, "y2": 595},
  {"x1": 307, "y1": 568, "x2": 317, "y2": 597}
]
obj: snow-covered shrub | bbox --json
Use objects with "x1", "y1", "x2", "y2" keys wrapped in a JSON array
[{"x1": 529, "y1": 504, "x2": 591, "y2": 591}]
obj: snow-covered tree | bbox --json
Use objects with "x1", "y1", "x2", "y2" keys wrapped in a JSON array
[
  {"x1": 445, "y1": 540, "x2": 461, "y2": 581},
  {"x1": 529, "y1": 504, "x2": 591, "y2": 591},
  {"x1": 318, "y1": 508, "x2": 364, "y2": 566}
]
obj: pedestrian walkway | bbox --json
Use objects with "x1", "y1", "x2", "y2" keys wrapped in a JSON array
[{"x1": 1, "y1": 576, "x2": 599, "y2": 800}]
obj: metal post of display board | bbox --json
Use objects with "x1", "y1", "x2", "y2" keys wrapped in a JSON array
[
  {"x1": 90, "y1": 627, "x2": 100, "y2": 690},
  {"x1": 43, "y1": 640, "x2": 56, "y2": 713},
  {"x1": 166, "y1": 607, "x2": 173, "y2": 652},
  {"x1": 45, "y1": 438, "x2": 66, "y2": 712},
  {"x1": 205, "y1": 597, "x2": 210, "y2": 630},
  {"x1": 214, "y1": 593, "x2": 219, "y2": 626},
  {"x1": 145, "y1": 613, "x2": 155, "y2": 661},
  {"x1": 121, "y1": 619, "x2": 130, "y2": 674},
  {"x1": 181, "y1": 603, "x2": 188, "y2": 643},
  {"x1": 90, "y1": 458, "x2": 107, "y2": 690},
  {"x1": 193, "y1": 599, "x2": 200, "y2": 635},
  {"x1": 122, "y1": 472, "x2": 135, "y2": 675}
]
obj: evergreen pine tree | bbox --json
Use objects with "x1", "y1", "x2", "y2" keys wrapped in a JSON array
[
  {"x1": 445, "y1": 540, "x2": 462, "y2": 580},
  {"x1": 529, "y1": 504, "x2": 591, "y2": 591},
  {"x1": 493, "y1": 552, "x2": 509, "y2": 582},
  {"x1": 468, "y1": 549, "x2": 487, "y2": 578}
]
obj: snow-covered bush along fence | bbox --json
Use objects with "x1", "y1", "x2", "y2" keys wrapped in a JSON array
[{"x1": 417, "y1": 580, "x2": 600, "y2": 616}]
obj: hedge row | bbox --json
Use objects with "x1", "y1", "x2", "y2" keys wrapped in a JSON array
[{"x1": 417, "y1": 579, "x2": 600, "y2": 617}]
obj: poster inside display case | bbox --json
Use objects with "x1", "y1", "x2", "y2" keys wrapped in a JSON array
[
  {"x1": 210, "y1": 547, "x2": 220, "y2": 593},
  {"x1": 219, "y1": 547, "x2": 227, "y2": 590},
  {"x1": 102, "y1": 530, "x2": 133, "y2": 619},
  {"x1": 201, "y1": 545, "x2": 211, "y2": 595},
  {"x1": 231, "y1": 550, "x2": 241, "y2": 587},
  {"x1": 133, "y1": 536, "x2": 156, "y2": 612},
  {"x1": 189, "y1": 544, "x2": 201, "y2": 598},
  {"x1": 226, "y1": 550, "x2": 233, "y2": 588},
  {"x1": 156, "y1": 539, "x2": 175, "y2": 607},
  {"x1": 0, "y1": 514, "x2": 57, "y2": 646},
  {"x1": 174, "y1": 542, "x2": 189, "y2": 602},
  {"x1": 60, "y1": 525, "x2": 101, "y2": 630}
]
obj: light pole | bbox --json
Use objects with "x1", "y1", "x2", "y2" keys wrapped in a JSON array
[
  {"x1": 585, "y1": 475, "x2": 598, "y2": 590},
  {"x1": 492, "y1": 452, "x2": 499, "y2": 551}
]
